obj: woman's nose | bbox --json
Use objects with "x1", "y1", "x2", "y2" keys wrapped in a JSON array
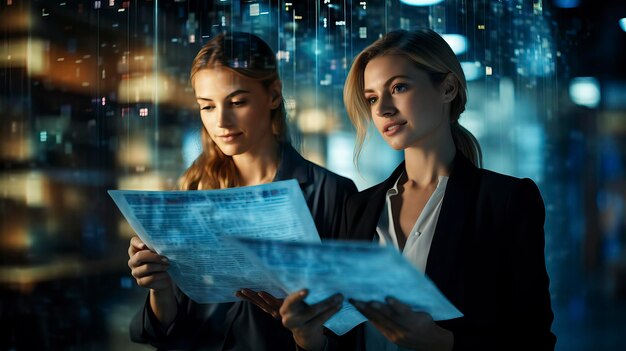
[
  {"x1": 375, "y1": 94, "x2": 397, "y2": 118},
  {"x1": 216, "y1": 108, "x2": 234, "y2": 128}
]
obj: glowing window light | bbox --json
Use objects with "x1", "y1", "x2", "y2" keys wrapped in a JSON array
[
  {"x1": 461, "y1": 61, "x2": 483, "y2": 81},
  {"x1": 139, "y1": 108, "x2": 149, "y2": 117},
  {"x1": 40, "y1": 131, "x2": 47, "y2": 142},
  {"x1": 619, "y1": 18, "x2": 626, "y2": 32},
  {"x1": 553, "y1": 0, "x2": 580, "y2": 8},
  {"x1": 400, "y1": 0, "x2": 444, "y2": 6},
  {"x1": 569, "y1": 77, "x2": 600, "y2": 108},
  {"x1": 441, "y1": 34, "x2": 468, "y2": 55},
  {"x1": 250, "y1": 3, "x2": 259, "y2": 17}
]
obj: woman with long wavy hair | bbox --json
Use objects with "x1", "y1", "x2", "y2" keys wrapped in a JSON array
[{"x1": 126, "y1": 31, "x2": 356, "y2": 350}]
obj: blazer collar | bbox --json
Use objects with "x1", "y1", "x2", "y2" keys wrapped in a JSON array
[
  {"x1": 349, "y1": 160, "x2": 406, "y2": 241},
  {"x1": 425, "y1": 152, "x2": 480, "y2": 288}
]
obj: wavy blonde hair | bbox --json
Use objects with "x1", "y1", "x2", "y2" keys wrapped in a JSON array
[
  {"x1": 343, "y1": 29, "x2": 482, "y2": 167},
  {"x1": 179, "y1": 32, "x2": 290, "y2": 190}
]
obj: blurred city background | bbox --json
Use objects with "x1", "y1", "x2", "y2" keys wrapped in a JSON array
[{"x1": 1, "y1": 0, "x2": 625, "y2": 350}]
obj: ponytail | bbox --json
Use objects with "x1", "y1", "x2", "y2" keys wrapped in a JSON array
[{"x1": 451, "y1": 120, "x2": 482, "y2": 168}]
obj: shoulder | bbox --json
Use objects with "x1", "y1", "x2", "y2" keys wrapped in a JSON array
[
  {"x1": 345, "y1": 162, "x2": 404, "y2": 213},
  {"x1": 477, "y1": 168, "x2": 541, "y2": 196},
  {"x1": 303, "y1": 158, "x2": 357, "y2": 192},
  {"x1": 280, "y1": 144, "x2": 357, "y2": 195},
  {"x1": 475, "y1": 168, "x2": 544, "y2": 216}
]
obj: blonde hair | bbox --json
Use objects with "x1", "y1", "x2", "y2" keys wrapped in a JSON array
[
  {"x1": 179, "y1": 32, "x2": 290, "y2": 190},
  {"x1": 343, "y1": 29, "x2": 482, "y2": 167}
]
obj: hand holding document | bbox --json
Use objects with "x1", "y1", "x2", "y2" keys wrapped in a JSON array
[
  {"x1": 109, "y1": 179, "x2": 320, "y2": 303},
  {"x1": 229, "y1": 238, "x2": 463, "y2": 336}
]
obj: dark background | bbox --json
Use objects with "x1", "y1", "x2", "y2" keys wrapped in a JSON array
[{"x1": 1, "y1": 0, "x2": 625, "y2": 349}]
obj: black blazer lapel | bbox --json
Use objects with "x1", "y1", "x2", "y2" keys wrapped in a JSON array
[
  {"x1": 348, "y1": 161, "x2": 405, "y2": 241},
  {"x1": 426, "y1": 153, "x2": 480, "y2": 290}
]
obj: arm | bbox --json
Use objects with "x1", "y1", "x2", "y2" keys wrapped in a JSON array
[
  {"x1": 128, "y1": 236, "x2": 231, "y2": 348},
  {"x1": 127, "y1": 235, "x2": 178, "y2": 330},
  {"x1": 502, "y1": 179, "x2": 556, "y2": 350},
  {"x1": 127, "y1": 235, "x2": 180, "y2": 345}
]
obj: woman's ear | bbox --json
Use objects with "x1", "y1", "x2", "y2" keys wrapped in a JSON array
[
  {"x1": 440, "y1": 73, "x2": 458, "y2": 103},
  {"x1": 268, "y1": 80, "x2": 283, "y2": 109}
]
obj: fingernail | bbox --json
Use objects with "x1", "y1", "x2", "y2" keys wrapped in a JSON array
[
  {"x1": 161, "y1": 257, "x2": 169, "y2": 263},
  {"x1": 299, "y1": 289, "x2": 308, "y2": 296}
]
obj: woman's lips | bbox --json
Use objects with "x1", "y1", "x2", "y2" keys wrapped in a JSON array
[
  {"x1": 383, "y1": 121, "x2": 407, "y2": 136},
  {"x1": 218, "y1": 132, "x2": 243, "y2": 142}
]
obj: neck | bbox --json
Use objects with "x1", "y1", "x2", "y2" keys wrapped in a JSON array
[
  {"x1": 403, "y1": 125, "x2": 456, "y2": 189},
  {"x1": 232, "y1": 138, "x2": 280, "y2": 186}
]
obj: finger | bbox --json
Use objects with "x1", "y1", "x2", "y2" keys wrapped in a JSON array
[
  {"x1": 279, "y1": 289, "x2": 309, "y2": 316},
  {"x1": 239, "y1": 290, "x2": 273, "y2": 310},
  {"x1": 129, "y1": 236, "x2": 148, "y2": 255},
  {"x1": 385, "y1": 296, "x2": 414, "y2": 315},
  {"x1": 131, "y1": 262, "x2": 169, "y2": 279},
  {"x1": 282, "y1": 294, "x2": 343, "y2": 328},
  {"x1": 128, "y1": 250, "x2": 169, "y2": 268},
  {"x1": 302, "y1": 300, "x2": 342, "y2": 327},
  {"x1": 236, "y1": 290, "x2": 281, "y2": 319},
  {"x1": 353, "y1": 304, "x2": 402, "y2": 342},
  {"x1": 136, "y1": 272, "x2": 171, "y2": 287},
  {"x1": 258, "y1": 291, "x2": 283, "y2": 308},
  {"x1": 350, "y1": 300, "x2": 408, "y2": 333},
  {"x1": 283, "y1": 299, "x2": 338, "y2": 329}
]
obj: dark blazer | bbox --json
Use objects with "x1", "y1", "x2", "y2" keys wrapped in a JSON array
[
  {"x1": 332, "y1": 152, "x2": 556, "y2": 351},
  {"x1": 130, "y1": 144, "x2": 357, "y2": 351}
]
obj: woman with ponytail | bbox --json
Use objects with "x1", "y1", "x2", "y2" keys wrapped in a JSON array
[
  {"x1": 279, "y1": 29, "x2": 555, "y2": 351},
  {"x1": 126, "y1": 32, "x2": 356, "y2": 350}
]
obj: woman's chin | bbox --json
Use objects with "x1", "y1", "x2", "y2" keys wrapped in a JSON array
[
  {"x1": 216, "y1": 144, "x2": 245, "y2": 157},
  {"x1": 385, "y1": 139, "x2": 408, "y2": 151}
]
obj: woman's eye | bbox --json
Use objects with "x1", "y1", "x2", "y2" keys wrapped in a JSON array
[
  {"x1": 231, "y1": 100, "x2": 246, "y2": 107},
  {"x1": 367, "y1": 96, "x2": 377, "y2": 105},
  {"x1": 201, "y1": 105, "x2": 215, "y2": 111},
  {"x1": 393, "y1": 84, "x2": 408, "y2": 94}
]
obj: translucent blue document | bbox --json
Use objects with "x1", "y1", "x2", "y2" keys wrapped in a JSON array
[
  {"x1": 229, "y1": 238, "x2": 463, "y2": 336},
  {"x1": 108, "y1": 179, "x2": 320, "y2": 303}
]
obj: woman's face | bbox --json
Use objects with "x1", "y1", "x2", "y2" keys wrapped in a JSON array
[
  {"x1": 363, "y1": 55, "x2": 450, "y2": 150},
  {"x1": 193, "y1": 67, "x2": 280, "y2": 156}
]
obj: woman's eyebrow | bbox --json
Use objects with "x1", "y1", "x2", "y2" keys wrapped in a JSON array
[
  {"x1": 364, "y1": 75, "x2": 412, "y2": 93},
  {"x1": 196, "y1": 89, "x2": 252, "y2": 101}
]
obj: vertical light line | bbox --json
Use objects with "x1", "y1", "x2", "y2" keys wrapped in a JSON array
[
  {"x1": 127, "y1": 0, "x2": 133, "y2": 174},
  {"x1": 315, "y1": 0, "x2": 319, "y2": 118},
  {"x1": 153, "y1": 0, "x2": 159, "y2": 170},
  {"x1": 293, "y1": 8, "x2": 296, "y2": 103},
  {"x1": 343, "y1": 1, "x2": 347, "y2": 66},
  {"x1": 97, "y1": 4, "x2": 101, "y2": 171},
  {"x1": 385, "y1": 0, "x2": 388, "y2": 33},
  {"x1": 278, "y1": 0, "x2": 282, "y2": 82}
]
